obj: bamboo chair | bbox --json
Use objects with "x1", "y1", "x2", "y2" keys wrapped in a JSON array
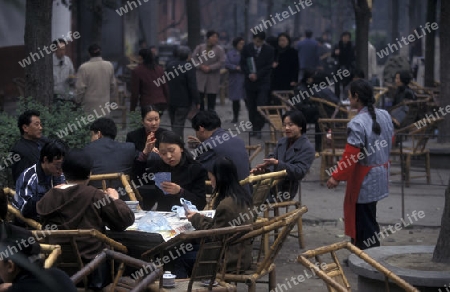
[
  {"x1": 142, "y1": 225, "x2": 252, "y2": 292},
  {"x1": 298, "y1": 241, "x2": 419, "y2": 292},
  {"x1": 71, "y1": 249, "x2": 163, "y2": 292},
  {"x1": 256, "y1": 105, "x2": 289, "y2": 157},
  {"x1": 390, "y1": 118, "x2": 443, "y2": 187},
  {"x1": 310, "y1": 97, "x2": 349, "y2": 119},
  {"x1": 373, "y1": 86, "x2": 388, "y2": 106},
  {"x1": 89, "y1": 172, "x2": 143, "y2": 208},
  {"x1": 271, "y1": 90, "x2": 295, "y2": 109},
  {"x1": 3, "y1": 187, "x2": 42, "y2": 230},
  {"x1": 317, "y1": 119, "x2": 350, "y2": 184},
  {"x1": 389, "y1": 99, "x2": 430, "y2": 129},
  {"x1": 39, "y1": 244, "x2": 62, "y2": 268},
  {"x1": 245, "y1": 144, "x2": 262, "y2": 164},
  {"x1": 32, "y1": 229, "x2": 127, "y2": 289},
  {"x1": 219, "y1": 207, "x2": 308, "y2": 292}
]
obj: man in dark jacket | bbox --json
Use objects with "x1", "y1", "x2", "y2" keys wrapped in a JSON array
[
  {"x1": 240, "y1": 31, "x2": 274, "y2": 139},
  {"x1": 332, "y1": 31, "x2": 355, "y2": 98},
  {"x1": 84, "y1": 118, "x2": 137, "y2": 192},
  {"x1": 166, "y1": 46, "x2": 199, "y2": 140},
  {"x1": 190, "y1": 111, "x2": 250, "y2": 189},
  {"x1": 10, "y1": 110, "x2": 48, "y2": 183}
]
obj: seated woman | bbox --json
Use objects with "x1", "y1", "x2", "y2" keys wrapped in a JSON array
[
  {"x1": 391, "y1": 70, "x2": 417, "y2": 128},
  {"x1": 251, "y1": 110, "x2": 315, "y2": 200},
  {"x1": 144, "y1": 131, "x2": 207, "y2": 211},
  {"x1": 183, "y1": 157, "x2": 253, "y2": 276},
  {"x1": 127, "y1": 105, "x2": 168, "y2": 209}
]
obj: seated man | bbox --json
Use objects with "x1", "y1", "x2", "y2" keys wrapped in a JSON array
[
  {"x1": 10, "y1": 110, "x2": 48, "y2": 182},
  {"x1": 36, "y1": 149, "x2": 134, "y2": 290},
  {"x1": 12, "y1": 139, "x2": 67, "y2": 221},
  {"x1": 84, "y1": 118, "x2": 137, "y2": 191},
  {"x1": 190, "y1": 111, "x2": 250, "y2": 182}
]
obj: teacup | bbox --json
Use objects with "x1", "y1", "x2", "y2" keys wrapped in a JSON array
[{"x1": 163, "y1": 271, "x2": 176, "y2": 287}]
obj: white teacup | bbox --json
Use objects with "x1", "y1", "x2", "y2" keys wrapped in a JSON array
[{"x1": 163, "y1": 271, "x2": 176, "y2": 287}]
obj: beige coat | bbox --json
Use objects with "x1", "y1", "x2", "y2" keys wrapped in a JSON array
[
  {"x1": 76, "y1": 57, "x2": 116, "y2": 114},
  {"x1": 192, "y1": 44, "x2": 225, "y2": 94}
]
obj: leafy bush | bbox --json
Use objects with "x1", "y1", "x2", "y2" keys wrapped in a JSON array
[{"x1": 0, "y1": 97, "x2": 92, "y2": 187}]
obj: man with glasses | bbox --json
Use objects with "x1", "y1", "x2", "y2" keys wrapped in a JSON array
[
  {"x1": 53, "y1": 38, "x2": 75, "y2": 101},
  {"x1": 12, "y1": 139, "x2": 67, "y2": 222}
]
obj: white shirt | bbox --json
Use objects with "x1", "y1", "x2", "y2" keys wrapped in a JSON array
[{"x1": 53, "y1": 54, "x2": 75, "y2": 96}]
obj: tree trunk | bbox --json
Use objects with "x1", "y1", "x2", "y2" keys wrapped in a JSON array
[
  {"x1": 265, "y1": 0, "x2": 274, "y2": 36},
  {"x1": 24, "y1": 0, "x2": 53, "y2": 106},
  {"x1": 186, "y1": 0, "x2": 201, "y2": 51},
  {"x1": 390, "y1": 0, "x2": 399, "y2": 52},
  {"x1": 293, "y1": 6, "x2": 300, "y2": 38},
  {"x1": 438, "y1": 0, "x2": 450, "y2": 143},
  {"x1": 244, "y1": 0, "x2": 250, "y2": 42},
  {"x1": 234, "y1": 0, "x2": 238, "y2": 37},
  {"x1": 433, "y1": 178, "x2": 450, "y2": 263},
  {"x1": 353, "y1": 0, "x2": 371, "y2": 78},
  {"x1": 91, "y1": 0, "x2": 103, "y2": 45},
  {"x1": 424, "y1": 0, "x2": 437, "y2": 87}
]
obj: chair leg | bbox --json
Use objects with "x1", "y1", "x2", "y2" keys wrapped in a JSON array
[
  {"x1": 320, "y1": 157, "x2": 325, "y2": 185},
  {"x1": 247, "y1": 281, "x2": 257, "y2": 292},
  {"x1": 425, "y1": 152, "x2": 431, "y2": 184},
  {"x1": 298, "y1": 216, "x2": 304, "y2": 249},
  {"x1": 405, "y1": 155, "x2": 411, "y2": 187},
  {"x1": 269, "y1": 269, "x2": 276, "y2": 291}
]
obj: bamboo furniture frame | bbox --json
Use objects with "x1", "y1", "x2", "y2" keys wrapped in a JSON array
[
  {"x1": 219, "y1": 207, "x2": 308, "y2": 292},
  {"x1": 256, "y1": 105, "x2": 289, "y2": 157},
  {"x1": 39, "y1": 244, "x2": 62, "y2": 268},
  {"x1": 389, "y1": 99, "x2": 430, "y2": 129},
  {"x1": 32, "y1": 229, "x2": 127, "y2": 289},
  {"x1": 245, "y1": 144, "x2": 262, "y2": 164},
  {"x1": 298, "y1": 241, "x2": 419, "y2": 292},
  {"x1": 3, "y1": 187, "x2": 42, "y2": 230},
  {"x1": 271, "y1": 90, "x2": 295, "y2": 109},
  {"x1": 390, "y1": 118, "x2": 443, "y2": 187},
  {"x1": 309, "y1": 97, "x2": 349, "y2": 119},
  {"x1": 373, "y1": 86, "x2": 389, "y2": 106},
  {"x1": 317, "y1": 119, "x2": 350, "y2": 183},
  {"x1": 142, "y1": 225, "x2": 252, "y2": 292},
  {"x1": 89, "y1": 172, "x2": 143, "y2": 207},
  {"x1": 71, "y1": 249, "x2": 163, "y2": 292}
]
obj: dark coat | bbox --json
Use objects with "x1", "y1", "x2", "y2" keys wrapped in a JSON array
[
  {"x1": 8, "y1": 268, "x2": 77, "y2": 292},
  {"x1": 37, "y1": 184, "x2": 134, "y2": 260},
  {"x1": 10, "y1": 137, "x2": 48, "y2": 182},
  {"x1": 225, "y1": 49, "x2": 246, "y2": 101},
  {"x1": 269, "y1": 135, "x2": 315, "y2": 198},
  {"x1": 83, "y1": 137, "x2": 137, "y2": 189},
  {"x1": 166, "y1": 59, "x2": 199, "y2": 107},
  {"x1": 296, "y1": 38, "x2": 320, "y2": 70},
  {"x1": 272, "y1": 47, "x2": 299, "y2": 90},
  {"x1": 393, "y1": 86, "x2": 416, "y2": 106},
  {"x1": 240, "y1": 43, "x2": 274, "y2": 90},
  {"x1": 192, "y1": 128, "x2": 249, "y2": 182},
  {"x1": 145, "y1": 155, "x2": 207, "y2": 211},
  {"x1": 126, "y1": 126, "x2": 168, "y2": 151},
  {"x1": 190, "y1": 196, "x2": 253, "y2": 271},
  {"x1": 130, "y1": 64, "x2": 169, "y2": 111},
  {"x1": 332, "y1": 41, "x2": 355, "y2": 69}
]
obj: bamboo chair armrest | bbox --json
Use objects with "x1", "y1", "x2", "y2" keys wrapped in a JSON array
[{"x1": 7, "y1": 205, "x2": 42, "y2": 230}]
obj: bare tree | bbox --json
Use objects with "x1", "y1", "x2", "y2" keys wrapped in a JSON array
[
  {"x1": 24, "y1": 0, "x2": 53, "y2": 106},
  {"x1": 187, "y1": 0, "x2": 201, "y2": 50},
  {"x1": 265, "y1": 0, "x2": 274, "y2": 36},
  {"x1": 424, "y1": 0, "x2": 437, "y2": 87},
  {"x1": 437, "y1": 0, "x2": 450, "y2": 144},
  {"x1": 351, "y1": 0, "x2": 371, "y2": 78},
  {"x1": 244, "y1": 0, "x2": 250, "y2": 42}
]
